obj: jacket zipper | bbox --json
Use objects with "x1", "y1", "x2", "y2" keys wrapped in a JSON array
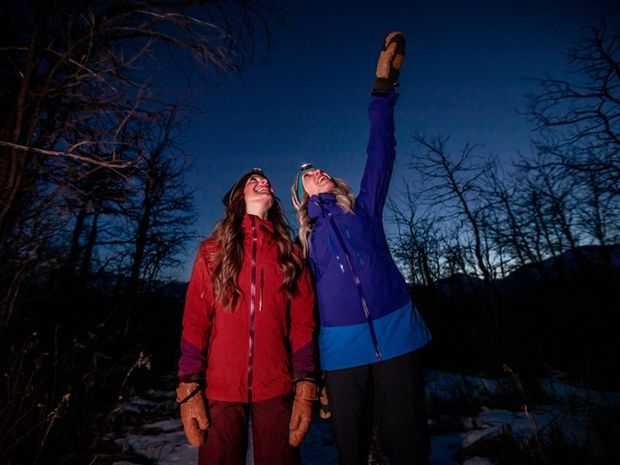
[
  {"x1": 259, "y1": 269, "x2": 264, "y2": 312},
  {"x1": 328, "y1": 217, "x2": 383, "y2": 360},
  {"x1": 248, "y1": 216, "x2": 258, "y2": 403}
]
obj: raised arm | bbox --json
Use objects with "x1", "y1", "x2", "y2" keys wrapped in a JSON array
[
  {"x1": 358, "y1": 32, "x2": 406, "y2": 218},
  {"x1": 358, "y1": 91, "x2": 399, "y2": 217}
]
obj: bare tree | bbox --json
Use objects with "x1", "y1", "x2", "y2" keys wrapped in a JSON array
[
  {"x1": 408, "y1": 134, "x2": 496, "y2": 283},
  {"x1": 0, "y1": 0, "x2": 277, "y2": 327},
  {"x1": 527, "y1": 21, "x2": 619, "y2": 174},
  {"x1": 403, "y1": 134, "x2": 515, "y2": 360},
  {"x1": 1, "y1": 0, "x2": 273, "y2": 234},
  {"x1": 387, "y1": 186, "x2": 443, "y2": 286},
  {"x1": 526, "y1": 21, "x2": 620, "y2": 242},
  {"x1": 0, "y1": 3, "x2": 278, "y2": 463},
  {"x1": 124, "y1": 106, "x2": 196, "y2": 294},
  {"x1": 482, "y1": 166, "x2": 536, "y2": 274}
]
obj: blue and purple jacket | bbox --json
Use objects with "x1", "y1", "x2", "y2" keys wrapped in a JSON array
[{"x1": 307, "y1": 91, "x2": 431, "y2": 371}]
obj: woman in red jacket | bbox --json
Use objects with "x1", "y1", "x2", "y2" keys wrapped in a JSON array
[{"x1": 176, "y1": 168, "x2": 317, "y2": 465}]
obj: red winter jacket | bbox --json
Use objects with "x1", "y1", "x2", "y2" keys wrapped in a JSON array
[{"x1": 178, "y1": 214, "x2": 316, "y2": 402}]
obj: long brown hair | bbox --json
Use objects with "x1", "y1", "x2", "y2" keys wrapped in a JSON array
[{"x1": 207, "y1": 172, "x2": 303, "y2": 310}]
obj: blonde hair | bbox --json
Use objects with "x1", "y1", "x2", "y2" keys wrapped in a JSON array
[{"x1": 295, "y1": 178, "x2": 355, "y2": 257}]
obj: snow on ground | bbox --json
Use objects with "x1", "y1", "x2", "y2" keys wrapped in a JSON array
[
  {"x1": 540, "y1": 376, "x2": 620, "y2": 405},
  {"x1": 112, "y1": 390, "x2": 197, "y2": 464},
  {"x1": 111, "y1": 393, "x2": 338, "y2": 465},
  {"x1": 109, "y1": 371, "x2": 616, "y2": 465}
]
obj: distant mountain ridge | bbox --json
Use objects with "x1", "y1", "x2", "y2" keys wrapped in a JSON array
[{"x1": 431, "y1": 244, "x2": 620, "y2": 297}]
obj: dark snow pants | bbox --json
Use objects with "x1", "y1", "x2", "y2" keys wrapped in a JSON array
[
  {"x1": 198, "y1": 394, "x2": 299, "y2": 465},
  {"x1": 325, "y1": 350, "x2": 430, "y2": 465}
]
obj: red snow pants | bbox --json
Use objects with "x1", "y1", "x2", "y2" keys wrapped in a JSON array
[{"x1": 198, "y1": 395, "x2": 300, "y2": 465}]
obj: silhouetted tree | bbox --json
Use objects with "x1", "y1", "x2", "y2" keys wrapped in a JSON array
[
  {"x1": 527, "y1": 21, "x2": 620, "y2": 242},
  {"x1": 408, "y1": 134, "x2": 496, "y2": 283},
  {"x1": 0, "y1": 0, "x2": 277, "y2": 328},
  {"x1": 387, "y1": 186, "x2": 443, "y2": 286},
  {"x1": 124, "y1": 106, "x2": 196, "y2": 295},
  {"x1": 0, "y1": 2, "x2": 278, "y2": 463}
]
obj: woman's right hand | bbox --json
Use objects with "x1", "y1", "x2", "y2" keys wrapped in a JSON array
[
  {"x1": 373, "y1": 31, "x2": 406, "y2": 93},
  {"x1": 176, "y1": 382, "x2": 210, "y2": 446}
]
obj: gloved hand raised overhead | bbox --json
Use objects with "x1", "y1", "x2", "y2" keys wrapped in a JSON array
[{"x1": 373, "y1": 31, "x2": 406, "y2": 92}]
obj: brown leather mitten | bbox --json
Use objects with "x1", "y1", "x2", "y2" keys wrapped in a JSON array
[
  {"x1": 176, "y1": 382, "x2": 209, "y2": 446},
  {"x1": 373, "y1": 31, "x2": 406, "y2": 92},
  {"x1": 288, "y1": 380, "x2": 318, "y2": 446}
]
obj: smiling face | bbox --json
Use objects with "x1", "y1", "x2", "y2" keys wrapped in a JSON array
[
  {"x1": 301, "y1": 168, "x2": 336, "y2": 197},
  {"x1": 243, "y1": 173, "x2": 274, "y2": 215}
]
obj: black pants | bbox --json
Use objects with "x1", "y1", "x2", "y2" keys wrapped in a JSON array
[{"x1": 325, "y1": 350, "x2": 430, "y2": 465}]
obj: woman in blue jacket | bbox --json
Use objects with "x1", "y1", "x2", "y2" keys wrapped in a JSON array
[{"x1": 290, "y1": 32, "x2": 431, "y2": 465}]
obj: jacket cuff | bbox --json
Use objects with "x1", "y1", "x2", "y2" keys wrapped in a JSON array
[
  {"x1": 293, "y1": 371, "x2": 316, "y2": 384},
  {"x1": 373, "y1": 77, "x2": 398, "y2": 91},
  {"x1": 178, "y1": 372, "x2": 204, "y2": 385}
]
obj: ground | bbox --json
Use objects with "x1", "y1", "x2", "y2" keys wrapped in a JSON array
[{"x1": 106, "y1": 371, "x2": 619, "y2": 465}]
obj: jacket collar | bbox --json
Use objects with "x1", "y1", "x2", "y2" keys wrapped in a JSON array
[
  {"x1": 242, "y1": 213, "x2": 275, "y2": 235},
  {"x1": 307, "y1": 193, "x2": 340, "y2": 220}
]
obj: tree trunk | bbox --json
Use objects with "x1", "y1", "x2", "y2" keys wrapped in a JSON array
[
  {"x1": 80, "y1": 210, "x2": 99, "y2": 281},
  {"x1": 67, "y1": 201, "x2": 89, "y2": 272}
]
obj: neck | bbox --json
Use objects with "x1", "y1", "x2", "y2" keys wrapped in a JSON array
[{"x1": 246, "y1": 203, "x2": 270, "y2": 220}]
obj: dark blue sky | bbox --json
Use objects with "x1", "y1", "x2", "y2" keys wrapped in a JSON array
[{"x1": 172, "y1": 0, "x2": 618, "y2": 280}]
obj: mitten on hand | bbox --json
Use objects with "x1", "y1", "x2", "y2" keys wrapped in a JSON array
[
  {"x1": 373, "y1": 31, "x2": 406, "y2": 94},
  {"x1": 176, "y1": 382, "x2": 209, "y2": 446},
  {"x1": 288, "y1": 380, "x2": 318, "y2": 446}
]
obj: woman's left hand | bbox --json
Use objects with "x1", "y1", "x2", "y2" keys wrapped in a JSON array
[{"x1": 288, "y1": 380, "x2": 318, "y2": 446}]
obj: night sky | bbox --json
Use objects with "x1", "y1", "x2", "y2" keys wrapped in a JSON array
[{"x1": 169, "y1": 0, "x2": 619, "y2": 280}]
